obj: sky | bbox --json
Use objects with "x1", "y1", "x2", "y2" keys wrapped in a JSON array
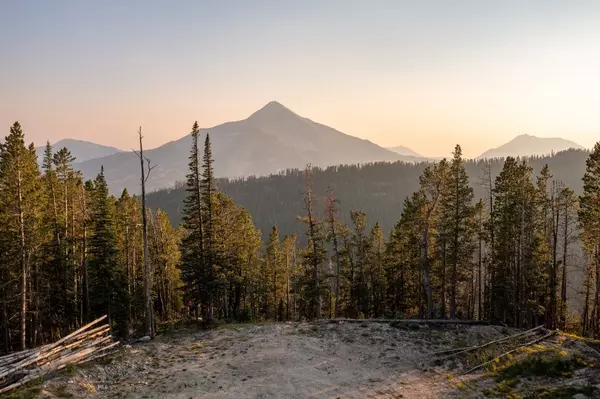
[{"x1": 1, "y1": 1, "x2": 600, "y2": 158}]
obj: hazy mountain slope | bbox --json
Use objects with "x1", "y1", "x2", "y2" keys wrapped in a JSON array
[
  {"x1": 147, "y1": 149, "x2": 588, "y2": 242},
  {"x1": 75, "y1": 101, "x2": 416, "y2": 193},
  {"x1": 478, "y1": 134, "x2": 584, "y2": 159},
  {"x1": 36, "y1": 139, "x2": 122, "y2": 163},
  {"x1": 386, "y1": 145, "x2": 422, "y2": 157}
]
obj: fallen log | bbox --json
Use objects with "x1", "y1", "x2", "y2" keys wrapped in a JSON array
[
  {"x1": 462, "y1": 331, "x2": 556, "y2": 375},
  {"x1": 432, "y1": 325, "x2": 545, "y2": 361},
  {"x1": 324, "y1": 318, "x2": 495, "y2": 325}
]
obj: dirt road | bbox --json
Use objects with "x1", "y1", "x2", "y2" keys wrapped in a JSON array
[{"x1": 38, "y1": 321, "x2": 509, "y2": 398}]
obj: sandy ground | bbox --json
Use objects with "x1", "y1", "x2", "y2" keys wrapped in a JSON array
[{"x1": 35, "y1": 321, "x2": 516, "y2": 399}]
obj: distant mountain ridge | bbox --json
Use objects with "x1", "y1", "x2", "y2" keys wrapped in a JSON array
[
  {"x1": 36, "y1": 139, "x2": 122, "y2": 164},
  {"x1": 386, "y1": 145, "x2": 422, "y2": 158},
  {"x1": 478, "y1": 134, "x2": 584, "y2": 159},
  {"x1": 72, "y1": 101, "x2": 425, "y2": 194}
]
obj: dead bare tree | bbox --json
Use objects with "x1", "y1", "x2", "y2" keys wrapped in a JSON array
[{"x1": 133, "y1": 127, "x2": 157, "y2": 339}]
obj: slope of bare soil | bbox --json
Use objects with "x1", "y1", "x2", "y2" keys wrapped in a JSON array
[{"x1": 23, "y1": 321, "x2": 595, "y2": 399}]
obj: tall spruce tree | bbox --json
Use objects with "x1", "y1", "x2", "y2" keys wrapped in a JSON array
[
  {"x1": 367, "y1": 222, "x2": 385, "y2": 317},
  {"x1": 301, "y1": 165, "x2": 324, "y2": 319},
  {"x1": 0, "y1": 122, "x2": 43, "y2": 349},
  {"x1": 415, "y1": 163, "x2": 446, "y2": 318},
  {"x1": 179, "y1": 122, "x2": 205, "y2": 318},
  {"x1": 201, "y1": 133, "x2": 216, "y2": 323},
  {"x1": 88, "y1": 167, "x2": 128, "y2": 335},
  {"x1": 579, "y1": 142, "x2": 600, "y2": 336},
  {"x1": 441, "y1": 145, "x2": 475, "y2": 319}
]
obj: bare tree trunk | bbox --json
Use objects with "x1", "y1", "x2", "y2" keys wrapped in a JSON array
[
  {"x1": 441, "y1": 237, "x2": 447, "y2": 318},
  {"x1": 81, "y1": 184, "x2": 89, "y2": 323},
  {"x1": 326, "y1": 189, "x2": 342, "y2": 318},
  {"x1": 583, "y1": 251, "x2": 592, "y2": 336},
  {"x1": 136, "y1": 127, "x2": 154, "y2": 339},
  {"x1": 421, "y1": 224, "x2": 434, "y2": 319},
  {"x1": 2, "y1": 299, "x2": 9, "y2": 353},
  {"x1": 592, "y1": 254, "x2": 600, "y2": 338},
  {"x1": 516, "y1": 179, "x2": 525, "y2": 328},
  {"x1": 477, "y1": 203, "x2": 483, "y2": 321},
  {"x1": 285, "y1": 250, "x2": 290, "y2": 321},
  {"x1": 560, "y1": 196, "x2": 569, "y2": 329},
  {"x1": 485, "y1": 164, "x2": 495, "y2": 320},
  {"x1": 549, "y1": 187, "x2": 559, "y2": 329},
  {"x1": 17, "y1": 169, "x2": 27, "y2": 350},
  {"x1": 450, "y1": 171, "x2": 460, "y2": 319}
]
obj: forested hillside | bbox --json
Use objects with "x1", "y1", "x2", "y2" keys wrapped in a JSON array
[
  {"x1": 2, "y1": 119, "x2": 600, "y2": 359},
  {"x1": 147, "y1": 149, "x2": 589, "y2": 241}
]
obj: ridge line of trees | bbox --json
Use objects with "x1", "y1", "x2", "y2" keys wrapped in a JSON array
[{"x1": 2, "y1": 121, "x2": 600, "y2": 355}]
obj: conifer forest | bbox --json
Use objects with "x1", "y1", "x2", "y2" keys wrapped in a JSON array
[{"x1": 3, "y1": 119, "x2": 600, "y2": 357}]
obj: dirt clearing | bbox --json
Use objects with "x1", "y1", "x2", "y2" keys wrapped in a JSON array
[{"x1": 27, "y1": 322, "x2": 599, "y2": 399}]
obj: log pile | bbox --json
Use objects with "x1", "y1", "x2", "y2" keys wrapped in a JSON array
[
  {"x1": 0, "y1": 315, "x2": 119, "y2": 394},
  {"x1": 430, "y1": 324, "x2": 556, "y2": 374}
]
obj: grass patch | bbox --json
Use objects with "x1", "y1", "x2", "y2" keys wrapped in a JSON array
[
  {"x1": 523, "y1": 386, "x2": 596, "y2": 399},
  {"x1": 51, "y1": 384, "x2": 74, "y2": 398},
  {"x1": 494, "y1": 348, "x2": 592, "y2": 380},
  {"x1": 477, "y1": 347, "x2": 597, "y2": 398},
  {"x1": 59, "y1": 363, "x2": 77, "y2": 377},
  {"x1": 0, "y1": 378, "x2": 43, "y2": 399}
]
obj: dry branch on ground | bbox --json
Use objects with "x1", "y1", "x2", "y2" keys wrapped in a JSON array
[{"x1": 0, "y1": 315, "x2": 119, "y2": 394}]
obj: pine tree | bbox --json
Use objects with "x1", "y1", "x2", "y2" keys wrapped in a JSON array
[
  {"x1": 53, "y1": 147, "x2": 79, "y2": 327},
  {"x1": 179, "y1": 122, "x2": 204, "y2": 318},
  {"x1": 201, "y1": 133, "x2": 216, "y2": 323},
  {"x1": 558, "y1": 186, "x2": 577, "y2": 329},
  {"x1": 324, "y1": 188, "x2": 343, "y2": 318},
  {"x1": 265, "y1": 226, "x2": 282, "y2": 319},
  {"x1": 579, "y1": 142, "x2": 600, "y2": 336},
  {"x1": 88, "y1": 167, "x2": 127, "y2": 335},
  {"x1": 442, "y1": 145, "x2": 475, "y2": 319},
  {"x1": 0, "y1": 122, "x2": 43, "y2": 350},
  {"x1": 115, "y1": 189, "x2": 143, "y2": 327},
  {"x1": 149, "y1": 209, "x2": 183, "y2": 322},
  {"x1": 350, "y1": 210, "x2": 370, "y2": 317},
  {"x1": 415, "y1": 163, "x2": 446, "y2": 318},
  {"x1": 385, "y1": 196, "x2": 422, "y2": 317},
  {"x1": 301, "y1": 165, "x2": 324, "y2": 319},
  {"x1": 281, "y1": 234, "x2": 298, "y2": 320},
  {"x1": 367, "y1": 222, "x2": 385, "y2": 317}
]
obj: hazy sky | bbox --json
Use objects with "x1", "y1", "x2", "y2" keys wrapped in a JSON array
[{"x1": 2, "y1": 1, "x2": 600, "y2": 158}]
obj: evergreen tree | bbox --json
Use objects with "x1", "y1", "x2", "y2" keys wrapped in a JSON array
[
  {"x1": 265, "y1": 226, "x2": 283, "y2": 319},
  {"x1": 385, "y1": 196, "x2": 422, "y2": 317},
  {"x1": 367, "y1": 222, "x2": 385, "y2": 317},
  {"x1": 558, "y1": 186, "x2": 577, "y2": 329},
  {"x1": 149, "y1": 209, "x2": 183, "y2": 322},
  {"x1": 415, "y1": 163, "x2": 446, "y2": 318},
  {"x1": 579, "y1": 142, "x2": 600, "y2": 336},
  {"x1": 0, "y1": 122, "x2": 43, "y2": 349},
  {"x1": 88, "y1": 167, "x2": 128, "y2": 335},
  {"x1": 350, "y1": 210, "x2": 369, "y2": 317},
  {"x1": 179, "y1": 122, "x2": 205, "y2": 318},
  {"x1": 442, "y1": 145, "x2": 475, "y2": 319},
  {"x1": 300, "y1": 165, "x2": 325, "y2": 319},
  {"x1": 324, "y1": 188, "x2": 344, "y2": 318},
  {"x1": 201, "y1": 133, "x2": 216, "y2": 323}
]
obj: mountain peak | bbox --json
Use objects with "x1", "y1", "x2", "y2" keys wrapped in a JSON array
[
  {"x1": 514, "y1": 133, "x2": 534, "y2": 139},
  {"x1": 477, "y1": 134, "x2": 584, "y2": 159},
  {"x1": 248, "y1": 101, "x2": 298, "y2": 120}
]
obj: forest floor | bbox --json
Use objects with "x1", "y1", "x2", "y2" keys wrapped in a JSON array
[{"x1": 7, "y1": 321, "x2": 600, "y2": 399}]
